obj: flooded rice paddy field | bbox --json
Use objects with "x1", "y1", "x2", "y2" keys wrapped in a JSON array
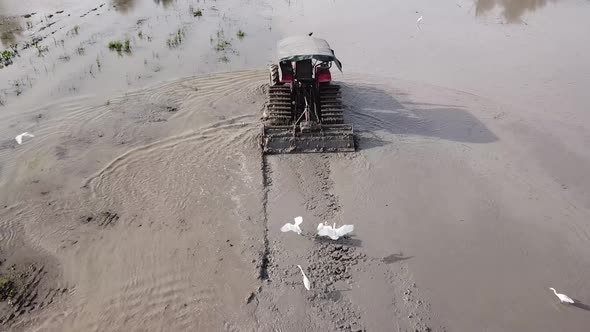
[{"x1": 1, "y1": 0, "x2": 590, "y2": 331}]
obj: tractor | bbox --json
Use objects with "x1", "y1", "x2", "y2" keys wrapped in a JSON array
[{"x1": 261, "y1": 36, "x2": 355, "y2": 154}]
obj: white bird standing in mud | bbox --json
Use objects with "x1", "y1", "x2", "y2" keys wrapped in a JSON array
[
  {"x1": 549, "y1": 287, "x2": 575, "y2": 304},
  {"x1": 317, "y1": 222, "x2": 354, "y2": 240},
  {"x1": 281, "y1": 216, "x2": 303, "y2": 235},
  {"x1": 297, "y1": 265, "x2": 311, "y2": 291}
]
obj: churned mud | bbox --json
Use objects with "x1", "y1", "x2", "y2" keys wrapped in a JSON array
[{"x1": 0, "y1": 70, "x2": 456, "y2": 331}]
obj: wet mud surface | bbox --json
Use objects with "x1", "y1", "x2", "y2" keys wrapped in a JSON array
[
  {"x1": 1, "y1": 0, "x2": 590, "y2": 331},
  {"x1": 1, "y1": 67, "x2": 590, "y2": 331},
  {"x1": 1, "y1": 71, "x2": 268, "y2": 331},
  {"x1": 0, "y1": 259, "x2": 66, "y2": 327},
  {"x1": 0, "y1": 70, "x2": 458, "y2": 331}
]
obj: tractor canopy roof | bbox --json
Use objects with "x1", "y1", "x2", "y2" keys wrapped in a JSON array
[{"x1": 277, "y1": 36, "x2": 342, "y2": 71}]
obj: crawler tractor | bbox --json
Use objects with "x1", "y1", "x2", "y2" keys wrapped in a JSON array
[{"x1": 261, "y1": 36, "x2": 355, "y2": 153}]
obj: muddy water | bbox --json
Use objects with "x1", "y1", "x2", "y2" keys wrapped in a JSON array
[
  {"x1": 2, "y1": 0, "x2": 590, "y2": 331},
  {"x1": 333, "y1": 73, "x2": 590, "y2": 331},
  {"x1": 2, "y1": 0, "x2": 590, "y2": 123},
  {"x1": 3, "y1": 0, "x2": 589, "y2": 161},
  {"x1": 0, "y1": 71, "x2": 267, "y2": 330},
  {"x1": 0, "y1": 0, "x2": 277, "y2": 109},
  {"x1": 475, "y1": 0, "x2": 559, "y2": 22}
]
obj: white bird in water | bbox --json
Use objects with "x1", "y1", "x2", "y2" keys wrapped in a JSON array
[
  {"x1": 280, "y1": 216, "x2": 303, "y2": 235},
  {"x1": 15, "y1": 132, "x2": 35, "y2": 144},
  {"x1": 416, "y1": 16, "x2": 423, "y2": 29},
  {"x1": 297, "y1": 265, "x2": 311, "y2": 291},
  {"x1": 549, "y1": 287, "x2": 575, "y2": 304},
  {"x1": 317, "y1": 222, "x2": 354, "y2": 240}
]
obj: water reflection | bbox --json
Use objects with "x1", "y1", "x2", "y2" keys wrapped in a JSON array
[
  {"x1": 153, "y1": 0, "x2": 174, "y2": 8},
  {"x1": 112, "y1": 0, "x2": 137, "y2": 13},
  {"x1": 112, "y1": 0, "x2": 175, "y2": 13},
  {"x1": 475, "y1": 0, "x2": 557, "y2": 23}
]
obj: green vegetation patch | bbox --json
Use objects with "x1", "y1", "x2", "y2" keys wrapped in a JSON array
[
  {"x1": 1, "y1": 50, "x2": 17, "y2": 66},
  {"x1": 108, "y1": 39, "x2": 131, "y2": 53},
  {"x1": 193, "y1": 8, "x2": 203, "y2": 17},
  {"x1": 167, "y1": 29, "x2": 185, "y2": 48},
  {"x1": 0, "y1": 275, "x2": 17, "y2": 301}
]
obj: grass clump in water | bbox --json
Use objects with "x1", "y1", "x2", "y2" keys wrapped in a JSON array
[
  {"x1": 35, "y1": 43, "x2": 49, "y2": 57},
  {"x1": 108, "y1": 40, "x2": 123, "y2": 52},
  {"x1": 237, "y1": 30, "x2": 246, "y2": 40},
  {"x1": 212, "y1": 29, "x2": 231, "y2": 51},
  {"x1": 167, "y1": 29, "x2": 185, "y2": 48},
  {"x1": 211, "y1": 29, "x2": 237, "y2": 63},
  {"x1": 0, "y1": 275, "x2": 17, "y2": 301},
  {"x1": 67, "y1": 25, "x2": 80, "y2": 37},
  {"x1": 108, "y1": 39, "x2": 131, "y2": 53},
  {"x1": 192, "y1": 8, "x2": 203, "y2": 17},
  {"x1": 214, "y1": 39, "x2": 231, "y2": 51},
  {"x1": 1, "y1": 49, "x2": 17, "y2": 66}
]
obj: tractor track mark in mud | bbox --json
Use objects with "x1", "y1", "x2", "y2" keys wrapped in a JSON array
[
  {"x1": 298, "y1": 156, "x2": 341, "y2": 221},
  {"x1": 306, "y1": 240, "x2": 365, "y2": 331},
  {"x1": 258, "y1": 154, "x2": 272, "y2": 280},
  {"x1": 255, "y1": 153, "x2": 368, "y2": 331},
  {"x1": 298, "y1": 157, "x2": 366, "y2": 331}
]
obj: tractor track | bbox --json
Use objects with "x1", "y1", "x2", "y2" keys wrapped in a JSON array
[
  {"x1": 265, "y1": 85, "x2": 292, "y2": 125},
  {"x1": 319, "y1": 84, "x2": 345, "y2": 125},
  {"x1": 265, "y1": 83, "x2": 345, "y2": 126},
  {"x1": 254, "y1": 152, "x2": 370, "y2": 331},
  {"x1": 258, "y1": 153, "x2": 272, "y2": 280}
]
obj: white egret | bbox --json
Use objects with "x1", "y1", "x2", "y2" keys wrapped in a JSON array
[
  {"x1": 15, "y1": 132, "x2": 35, "y2": 144},
  {"x1": 280, "y1": 216, "x2": 303, "y2": 235},
  {"x1": 317, "y1": 222, "x2": 354, "y2": 240},
  {"x1": 549, "y1": 287, "x2": 575, "y2": 304},
  {"x1": 297, "y1": 265, "x2": 311, "y2": 291}
]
